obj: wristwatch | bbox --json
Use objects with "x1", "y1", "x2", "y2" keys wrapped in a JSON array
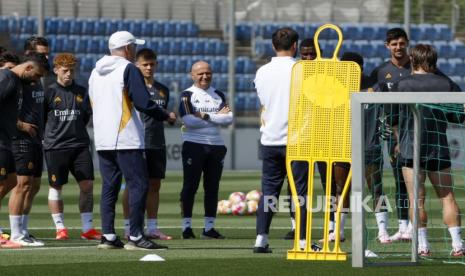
[{"x1": 202, "y1": 113, "x2": 210, "y2": 121}]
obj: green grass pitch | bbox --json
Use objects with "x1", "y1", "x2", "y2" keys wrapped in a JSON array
[{"x1": 1, "y1": 170, "x2": 464, "y2": 275}]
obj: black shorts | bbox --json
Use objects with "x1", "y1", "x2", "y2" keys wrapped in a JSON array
[
  {"x1": 402, "y1": 157, "x2": 451, "y2": 171},
  {"x1": 145, "y1": 148, "x2": 167, "y2": 179},
  {"x1": 45, "y1": 147, "x2": 94, "y2": 185},
  {"x1": 12, "y1": 140, "x2": 43, "y2": 177},
  {"x1": 0, "y1": 148, "x2": 16, "y2": 180}
]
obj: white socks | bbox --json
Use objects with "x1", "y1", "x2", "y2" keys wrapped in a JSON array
[
  {"x1": 103, "y1": 234, "x2": 116, "y2": 241},
  {"x1": 255, "y1": 234, "x2": 268, "y2": 247},
  {"x1": 182, "y1": 218, "x2": 192, "y2": 231},
  {"x1": 22, "y1": 215, "x2": 29, "y2": 236},
  {"x1": 291, "y1": 217, "x2": 296, "y2": 230},
  {"x1": 375, "y1": 212, "x2": 388, "y2": 234},
  {"x1": 448, "y1": 226, "x2": 463, "y2": 248},
  {"x1": 329, "y1": 220, "x2": 335, "y2": 232},
  {"x1": 123, "y1": 219, "x2": 130, "y2": 235},
  {"x1": 80, "y1": 212, "x2": 93, "y2": 232},
  {"x1": 418, "y1": 227, "x2": 428, "y2": 248},
  {"x1": 146, "y1": 219, "x2": 158, "y2": 233},
  {"x1": 340, "y1": 213, "x2": 347, "y2": 237},
  {"x1": 51, "y1": 213, "x2": 65, "y2": 230},
  {"x1": 204, "y1": 217, "x2": 215, "y2": 232},
  {"x1": 398, "y1": 219, "x2": 409, "y2": 233},
  {"x1": 9, "y1": 215, "x2": 22, "y2": 240}
]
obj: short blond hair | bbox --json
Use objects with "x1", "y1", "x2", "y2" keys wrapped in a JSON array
[{"x1": 53, "y1": 53, "x2": 78, "y2": 68}]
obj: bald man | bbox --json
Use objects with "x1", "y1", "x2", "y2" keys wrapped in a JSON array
[{"x1": 178, "y1": 61, "x2": 233, "y2": 239}]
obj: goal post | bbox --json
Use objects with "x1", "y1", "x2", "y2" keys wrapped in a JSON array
[{"x1": 351, "y1": 92, "x2": 465, "y2": 267}]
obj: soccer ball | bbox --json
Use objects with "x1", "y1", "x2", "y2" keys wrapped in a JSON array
[
  {"x1": 247, "y1": 200, "x2": 258, "y2": 214},
  {"x1": 229, "y1": 192, "x2": 246, "y2": 204},
  {"x1": 217, "y1": 200, "x2": 232, "y2": 215},
  {"x1": 231, "y1": 201, "x2": 247, "y2": 215},
  {"x1": 246, "y1": 190, "x2": 261, "y2": 202}
]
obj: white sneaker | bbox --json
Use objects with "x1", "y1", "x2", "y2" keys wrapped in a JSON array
[
  {"x1": 377, "y1": 232, "x2": 391, "y2": 244},
  {"x1": 389, "y1": 230, "x2": 412, "y2": 242},
  {"x1": 318, "y1": 231, "x2": 345, "y2": 243},
  {"x1": 451, "y1": 244, "x2": 465, "y2": 257},
  {"x1": 365, "y1": 249, "x2": 378, "y2": 258},
  {"x1": 11, "y1": 235, "x2": 44, "y2": 247},
  {"x1": 418, "y1": 245, "x2": 431, "y2": 256}
]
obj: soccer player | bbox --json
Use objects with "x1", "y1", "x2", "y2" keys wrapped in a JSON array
[
  {"x1": 122, "y1": 48, "x2": 174, "y2": 240},
  {"x1": 179, "y1": 61, "x2": 233, "y2": 240},
  {"x1": 0, "y1": 53, "x2": 49, "y2": 248},
  {"x1": 370, "y1": 28, "x2": 411, "y2": 242},
  {"x1": 253, "y1": 27, "x2": 310, "y2": 253},
  {"x1": 333, "y1": 52, "x2": 390, "y2": 243},
  {"x1": 43, "y1": 53, "x2": 101, "y2": 240},
  {"x1": 0, "y1": 52, "x2": 20, "y2": 70},
  {"x1": 89, "y1": 31, "x2": 174, "y2": 250},
  {"x1": 8, "y1": 37, "x2": 51, "y2": 245},
  {"x1": 392, "y1": 44, "x2": 464, "y2": 256}
]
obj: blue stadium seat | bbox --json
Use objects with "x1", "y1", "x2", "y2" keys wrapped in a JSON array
[
  {"x1": 164, "y1": 58, "x2": 176, "y2": 73},
  {"x1": 81, "y1": 19, "x2": 95, "y2": 35},
  {"x1": 245, "y1": 93, "x2": 259, "y2": 112},
  {"x1": 163, "y1": 21, "x2": 176, "y2": 37},
  {"x1": 168, "y1": 39, "x2": 182, "y2": 55},
  {"x1": 243, "y1": 58, "x2": 256, "y2": 74},
  {"x1": 373, "y1": 25, "x2": 388, "y2": 40},
  {"x1": 210, "y1": 58, "x2": 223, "y2": 73},
  {"x1": 234, "y1": 93, "x2": 247, "y2": 112},
  {"x1": 56, "y1": 18, "x2": 71, "y2": 35},
  {"x1": 104, "y1": 19, "x2": 119, "y2": 36},
  {"x1": 157, "y1": 40, "x2": 170, "y2": 55},
  {"x1": 187, "y1": 23, "x2": 199, "y2": 37},
  {"x1": 70, "y1": 19, "x2": 83, "y2": 35},
  {"x1": 435, "y1": 24, "x2": 452, "y2": 41},
  {"x1": 93, "y1": 19, "x2": 107, "y2": 36},
  {"x1": 435, "y1": 41, "x2": 454, "y2": 59},
  {"x1": 175, "y1": 22, "x2": 188, "y2": 37},
  {"x1": 180, "y1": 40, "x2": 193, "y2": 55},
  {"x1": 175, "y1": 57, "x2": 190, "y2": 73},
  {"x1": 23, "y1": 16, "x2": 37, "y2": 34},
  {"x1": 54, "y1": 35, "x2": 67, "y2": 52},
  {"x1": 437, "y1": 58, "x2": 454, "y2": 76},
  {"x1": 116, "y1": 20, "x2": 131, "y2": 33},
  {"x1": 236, "y1": 24, "x2": 251, "y2": 42},
  {"x1": 204, "y1": 40, "x2": 217, "y2": 55},
  {"x1": 192, "y1": 40, "x2": 206, "y2": 55},
  {"x1": 128, "y1": 20, "x2": 143, "y2": 36},
  {"x1": 140, "y1": 21, "x2": 152, "y2": 37},
  {"x1": 341, "y1": 24, "x2": 359, "y2": 40},
  {"x1": 75, "y1": 36, "x2": 90, "y2": 53},
  {"x1": 86, "y1": 36, "x2": 101, "y2": 53},
  {"x1": 80, "y1": 55, "x2": 95, "y2": 73},
  {"x1": 0, "y1": 16, "x2": 9, "y2": 33},
  {"x1": 215, "y1": 41, "x2": 227, "y2": 55},
  {"x1": 63, "y1": 35, "x2": 78, "y2": 52},
  {"x1": 360, "y1": 26, "x2": 376, "y2": 40}
]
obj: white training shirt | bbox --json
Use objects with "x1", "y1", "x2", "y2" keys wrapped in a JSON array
[
  {"x1": 254, "y1": 56, "x2": 296, "y2": 146},
  {"x1": 179, "y1": 85, "x2": 233, "y2": 145}
]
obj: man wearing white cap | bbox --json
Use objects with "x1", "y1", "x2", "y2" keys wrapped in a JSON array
[{"x1": 89, "y1": 31, "x2": 176, "y2": 250}]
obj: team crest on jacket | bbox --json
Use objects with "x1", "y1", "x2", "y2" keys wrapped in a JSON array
[
  {"x1": 159, "y1": 90, "x2": 166, "y2": 98},
  {"x1": 385, "y1": 73, "x2": 392, "y2": 79},
  {"x1": 0, "y1": 168, "x2": 6, "y2": 176},
  {"x1": 76, "y1": 95, "x2": 83, "y2": 103},
  {"x1": 54, "y1": 96, "x2": 62, "y2": 103},
  {"x1": 27, "y1": 162, "x2": 34, "y2": 170}
]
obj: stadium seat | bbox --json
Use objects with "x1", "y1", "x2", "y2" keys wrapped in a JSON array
[
  {"x1": 175, "y1": 21, "x2": 188, "y2": 37},
  {"x1": 234, "y1": 93, "x2": 247, "y2": 112},
  {"x1": 437, "y1": 58, "x2": 454, "y2": 76},
  {"x1": 69, "y1": 18, "x2": 83, "y2": 35},
  {"x1": 215, "y1": 41, "x2": 227, "y2": 55},
  {"x1": 175, "y1": 57, "x2": 190, "y2": 74},
  {"x1": 163, "y1": 21, "x2": 176, "y2": 37},
  {"x1": 341, "y1": 24, "x2": 360, "y2": 40},
  {"x1": 128, "y1": 20, "x2": 143, "y2": 36},
  {"x1": 435, "y1": 24, "x2": 453, "y2": 41},
  {"x1": 23, "y1": 16, "x2": 37, "y2": 34},
  {"x1": 204, "y1": 40, "x2": 217, "y2": 55},
  {"x1": 192, "y1": 40, "x2": 206, "y2": 55},
  {"x1": 360, "y1": 25, "x2": 376, "y2": 40},
  {"x1": 168, "y1": 39, "x2": 182, "y2": 55},
  {"x1": 186, "y1": 23, "x2": 199, "y2": 37},
  {"x1": 63, "y1": 35, "x2": 78, "y2": 52},
  {"x1": 56, "y1": 18, "x2": 71, "y2": 35}
]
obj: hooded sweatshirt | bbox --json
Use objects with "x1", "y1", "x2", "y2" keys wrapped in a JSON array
[{"x1": 88, "y1": 55, "x2": 168, "y2": 151}]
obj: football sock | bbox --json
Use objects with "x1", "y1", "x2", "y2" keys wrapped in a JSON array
[
  {"x1": 123, "y1": 219, "x2": 130, "y2": 235},
  {"x1": 399, "y1": 219, "x2": 409, "y2": 233},
  {"x1": 418, "y1": 227, "x2": 428, "y2": 248},
  {"x1": 340, "y1": 213, "x2": 347, "y2": 237},
  {"x1": 182, "y1": 218, "x2": 192, "y2": 231},
  {"x1": 448, "y1": 226, "x2": 463, "y2": 248},
  {"x1": 375, "y1": 212, "x2": 388, "y2": 234},
  {"x1": 80, "y1": 212, "x2": 93, "y2": 232},
  {"x1": 291, "y1": 217, "x2": 295, "y2": 230},
  {"x1": 329, "y1": 220, "x2": 335, "y2": 232},
  {"x1": 9, "y1": 215, "x2": 22, "y2": 240},
  {"x1": 22, "y1": 215, "x2": 29, "y2": 235},
  {"x1": 147, "y1": 219, "x2": 158, "y2": 232},
  {"x1": 204, "y1": 217, "x2": 215, "y2": 231},
  {"x1": 51, "y1": 213, "x2": 66, "y2": 230},
  {"x1": 103, "y1": 234, "x2": 116, "y2": 241}
]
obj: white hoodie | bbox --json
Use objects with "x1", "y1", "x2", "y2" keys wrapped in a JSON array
[{"x1": 88, "y1": 55, "x2": 145, "y2": 150}]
